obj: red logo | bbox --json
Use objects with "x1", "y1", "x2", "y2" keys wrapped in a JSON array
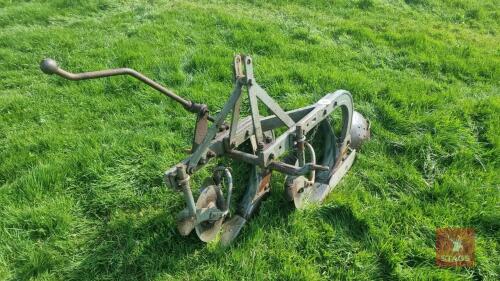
[{"x1": 436, "y1": 228, "x2": 475, "y2": 267}]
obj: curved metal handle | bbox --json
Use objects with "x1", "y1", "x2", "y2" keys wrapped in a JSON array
[{"x1": 40, "y1": 58, "x2": 194, "y2": 110}]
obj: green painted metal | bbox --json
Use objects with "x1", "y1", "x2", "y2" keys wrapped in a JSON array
[{"x1": 40, "y1": 54, "x2": 371, "y2": 245}]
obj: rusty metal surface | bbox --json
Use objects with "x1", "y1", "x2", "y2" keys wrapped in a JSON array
[
  {"x1": 238, "y1": 166, "x2": 271, "y2": 219},
  {"x1": 258, "y1": 172, "x2": 272, "y2": 193},
  {"x1": 192, "y1": 109, "x2": 209, "y2": 151}
]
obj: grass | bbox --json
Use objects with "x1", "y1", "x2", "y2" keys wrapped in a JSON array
[{"x1": 0, "y1": 0, "x2": 498, "y2": 280}]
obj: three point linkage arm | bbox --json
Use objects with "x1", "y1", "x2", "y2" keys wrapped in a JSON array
[{"x1": 39, "y1": 58, "x2": 214, "y2": 121}]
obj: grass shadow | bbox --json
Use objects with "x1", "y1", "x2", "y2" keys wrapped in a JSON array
[
  {"x1": 315, "y1": 204, "x2": 369, "y2": 240},
  {"x1": 314, "y1": 203, "x2": 394, "y2": 279},
  {"x1": 66, "y1": 211, "x2": 205, "y2": 281}
]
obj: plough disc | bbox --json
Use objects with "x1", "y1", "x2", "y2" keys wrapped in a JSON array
[{"x1": 195, "y1": 185, "x2": 225, "y2": 242}]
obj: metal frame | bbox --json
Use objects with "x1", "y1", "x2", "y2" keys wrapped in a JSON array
[{"x1": 40, "y1": 54, "x2": 370, "y2": 245}]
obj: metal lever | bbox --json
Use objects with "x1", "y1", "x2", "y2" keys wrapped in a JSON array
[{"x1": 40, "y1": 58, "x2": 213, "y2": 120}]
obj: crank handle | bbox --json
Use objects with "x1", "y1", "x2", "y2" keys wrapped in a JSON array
[{"x1": 40, "y1": 58, "x2": 213, "y2": 120}]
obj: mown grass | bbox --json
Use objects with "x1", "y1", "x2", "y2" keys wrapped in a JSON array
[{"x1": 0, "y1": 0, "x2": 498, "y2": 280}]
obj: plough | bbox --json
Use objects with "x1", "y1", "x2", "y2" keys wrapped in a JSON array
[{"x1": 40, "y1": 55, "x2": 370, "y2": 245}]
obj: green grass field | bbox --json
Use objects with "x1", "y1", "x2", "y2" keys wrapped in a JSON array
[{"x1": 0, "y1": 0, "x2": 499, "y2": 280}]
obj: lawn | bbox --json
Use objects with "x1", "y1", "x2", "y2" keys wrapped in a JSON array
[{"x1": 0, "y1": 0, "x2": 498, "y2": 280}]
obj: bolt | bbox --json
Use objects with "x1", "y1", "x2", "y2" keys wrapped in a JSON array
[
  {"x1": 265, "y1": 135, "x2": 273, "y2": 143},
  {"x1": 257, "y1": 141, "x2": 264, "y2": 151}
]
